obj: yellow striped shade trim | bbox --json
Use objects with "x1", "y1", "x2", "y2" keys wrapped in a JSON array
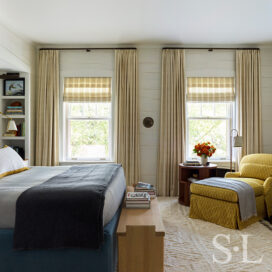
[
  {"x1": 64, "y1": 77, "x2": 112, "y2": 102},
  {"x1": 187, "y1": 77, "x2": 235, "y2": 102}
]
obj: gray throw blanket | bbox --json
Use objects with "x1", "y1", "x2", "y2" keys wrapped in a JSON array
[
  {"x1": 14, "y1": 164, "x2": 121, "y2": 250},
  {"x1": 195, "y1": 177, "x2": 257, "y2": 221}
]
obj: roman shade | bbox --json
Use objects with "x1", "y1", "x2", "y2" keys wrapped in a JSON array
[
  {"x1": 64, "y1": 77, "x2": 112, "y2": 102},
  {"x1": 187, "y1": 77, "x2": 235, "y2": 102}
]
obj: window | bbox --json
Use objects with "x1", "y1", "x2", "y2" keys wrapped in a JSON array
[
  {"x1": 186, "y1": 77, "x2": 235, "y2": 161},
  {"x1": 63, "y1": 77, "x2": 112, "y2": 161}
]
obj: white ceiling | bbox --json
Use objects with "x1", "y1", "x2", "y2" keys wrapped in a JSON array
[{"x1": 0, "y1": 0, "x2": 272, "y2": 45}]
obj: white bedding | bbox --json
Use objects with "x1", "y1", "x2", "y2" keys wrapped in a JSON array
[{"x1": 0, "y1": 166, "x2": 126, "y2": 229}]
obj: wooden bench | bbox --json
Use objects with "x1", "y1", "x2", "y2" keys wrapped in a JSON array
[{"x1": 117, "y1": 187, "x2": 165, "y2": 272}]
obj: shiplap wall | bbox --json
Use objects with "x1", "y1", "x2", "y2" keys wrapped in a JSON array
[
  {"x1": 138, "y1": 48, "x2": 236, "y2": 184},
  {"x1": 57, "y1": 46, "x2": 272, "y2": 186},
  {"x1": 260, "y1": 47, "x2": 272, "y2": 153},
  {"x1": 185, "y1": 49, "x2": 235, "y2": 77},
  {"x1": 138, "y1": 48, "x2": 161, "y2": 185}
]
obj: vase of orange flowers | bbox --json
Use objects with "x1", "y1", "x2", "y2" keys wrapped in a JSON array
[{"x1": 193, "y1": 142, "x2": 216, "y2": 166}]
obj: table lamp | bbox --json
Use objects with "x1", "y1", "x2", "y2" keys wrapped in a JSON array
[
  {"x1": 230, "y1": 129, "x2": 243, "y2": 172},
  {"x1": 0, "y1": 111, "x2": 17, "y2": 135}
]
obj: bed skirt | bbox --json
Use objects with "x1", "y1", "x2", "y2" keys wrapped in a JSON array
[{"x1": 0, "y1": 203, "x2": 122, "y2": 272}]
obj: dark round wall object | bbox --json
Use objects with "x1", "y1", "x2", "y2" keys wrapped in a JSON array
[{"x1": 143, "y1": 117, "x2": 154, "y2": 128}]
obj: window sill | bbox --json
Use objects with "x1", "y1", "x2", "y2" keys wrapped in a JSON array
[
  {"x1": 59, "y1": 160, "x2": 115, "y2": 166},
  {"x1": 211, "y1": 160, "x2": 234, "y2": 169}
]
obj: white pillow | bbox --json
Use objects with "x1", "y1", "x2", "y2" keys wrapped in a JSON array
[{"x1": 0, "y1": 146, "x2": 29, "y2": 178}]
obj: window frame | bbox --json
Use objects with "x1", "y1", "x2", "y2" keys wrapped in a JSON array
[
  {"x1": 61, "y1": 76, "x2": 114, "y2": 163},
  {"x1": 185, "y1": 95, "x2": 235, "y2": 162}
]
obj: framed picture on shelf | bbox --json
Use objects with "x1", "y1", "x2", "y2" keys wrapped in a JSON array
[{"x1": 3, "y1": 78, "x2": 25, "y2": 96}]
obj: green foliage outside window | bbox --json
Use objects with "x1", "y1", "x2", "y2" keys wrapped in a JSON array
[
  {"x1": 188, "y1": 119, "x2": 228, "y2": 159},
  {"x1": 70, "y1": 120, "x2": 109, "y2": 158},
  {"x1": 67, "y1": 102, "x2": 111, "y2": 159}
]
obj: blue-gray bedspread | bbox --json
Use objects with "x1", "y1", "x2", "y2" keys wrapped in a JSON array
[{"x1": 14, "y1": 164, "x2": 121, "y2": 250}]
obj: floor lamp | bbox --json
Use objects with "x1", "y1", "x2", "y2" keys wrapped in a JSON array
[{"x1": 230, "y1": 129, "x2": 243, "y2": 172}]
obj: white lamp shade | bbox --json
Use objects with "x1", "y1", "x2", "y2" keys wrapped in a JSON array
[
  {"x1": 7, "y1": 120, "x2": 17, "y2": 132},
  {"x1": 233, "y1": 135, "x2": 243, "y2": 147}
]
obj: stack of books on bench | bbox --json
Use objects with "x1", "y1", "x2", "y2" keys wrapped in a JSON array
[
  {"x1": 134, "y1": 182, "x2": 156, "y2": 199},
  {"x1": 125, "y1": 192, "x2": 150, "y2": 209}
]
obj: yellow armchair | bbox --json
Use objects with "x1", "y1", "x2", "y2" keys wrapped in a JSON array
[
  {"x1": 225, "y1": 172, "x2": 241, "y2": 178},
  {"x1": 190, "y1": 153, "x2": 272, "y2": 229},
  {"x1": 225, "y1": 153, "x2": 272, "y2": 220}
]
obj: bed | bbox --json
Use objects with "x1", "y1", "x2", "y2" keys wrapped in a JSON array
[{"x1": 0, "y1": 165, "x2": 126, "y2": 272}]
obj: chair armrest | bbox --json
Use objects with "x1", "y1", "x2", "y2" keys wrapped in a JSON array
[
  {"x1": 225, "y1": 172, "x2": 241, "y2": 178},
  {"x1": 264, "y1": 177, "x2": 272, "y2": 195},
  {"x1": 264, "y1": 177, "x2": 272, "y2": 219}
]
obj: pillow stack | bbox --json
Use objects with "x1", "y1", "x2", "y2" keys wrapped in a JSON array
[{"x1": 0, "y1": 146, "x2": 29, "y2": 178}]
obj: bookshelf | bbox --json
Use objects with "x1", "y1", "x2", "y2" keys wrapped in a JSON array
[{"x1": 0, "y1": 72, "x2": 30, "y2": 161}]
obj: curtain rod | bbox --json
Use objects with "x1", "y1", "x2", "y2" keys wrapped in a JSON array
[
  {"x1": 163, "y1": 47, "x2": 259, "y2": 51},
  {"x1": 39, "y1": 47, "x2": 260, "y2": 52},
  {"x1": 39, "y1": 47, "x2": 136, "y2": 51}
]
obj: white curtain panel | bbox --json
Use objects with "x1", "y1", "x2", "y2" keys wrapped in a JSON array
[
  {"x1": 114, "y1": 49, "x2": 140, "y2": 186},
  {"x1": 157, "y1": 49, "x2": 186, "y2": 196},
  {"x1": 236, "y1": 50, "x2": 262, "y2": 160},
  {"x1": 35, "y1": 50, "x2": 60, "y2": 166}
]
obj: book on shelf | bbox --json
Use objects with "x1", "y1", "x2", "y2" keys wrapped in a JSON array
[
  {"x1": 3, "y1": 133, "x2": 16, "y2": 137},
  {"x1": 12, "y1": 122, "x2": 25, "y2": 136},
  {"x1": 22, "y1": 122, "x2": 25, "y2": 136},
  {"x1": 16, "y1": 124, "x2": 21, "y2": 136},
  {"x1": 7, "y1": 106, "x2": 23, "y2": 108},
  {"x1": 6, "y1": 105, "x2": 24, "y2": 115},
  {"x1": 134, "y1": 181, "x2": 157, "y2": 198},
  {"x1": 6, "y1": 111, "x2": 24, "y2": 114}
]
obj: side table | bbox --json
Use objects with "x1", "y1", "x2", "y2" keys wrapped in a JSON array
[{"x1": 179, "y1": 163, "x2": 217, "y2": 206}]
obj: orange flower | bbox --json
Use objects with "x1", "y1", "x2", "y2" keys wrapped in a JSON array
[{"x1": 193, "y1": 141, "x2": 216, "y2": 158}]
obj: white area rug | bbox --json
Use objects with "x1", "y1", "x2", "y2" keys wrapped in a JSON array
[{"x1": 158, "y1": 197, "x2": 272, "y2": 272}]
